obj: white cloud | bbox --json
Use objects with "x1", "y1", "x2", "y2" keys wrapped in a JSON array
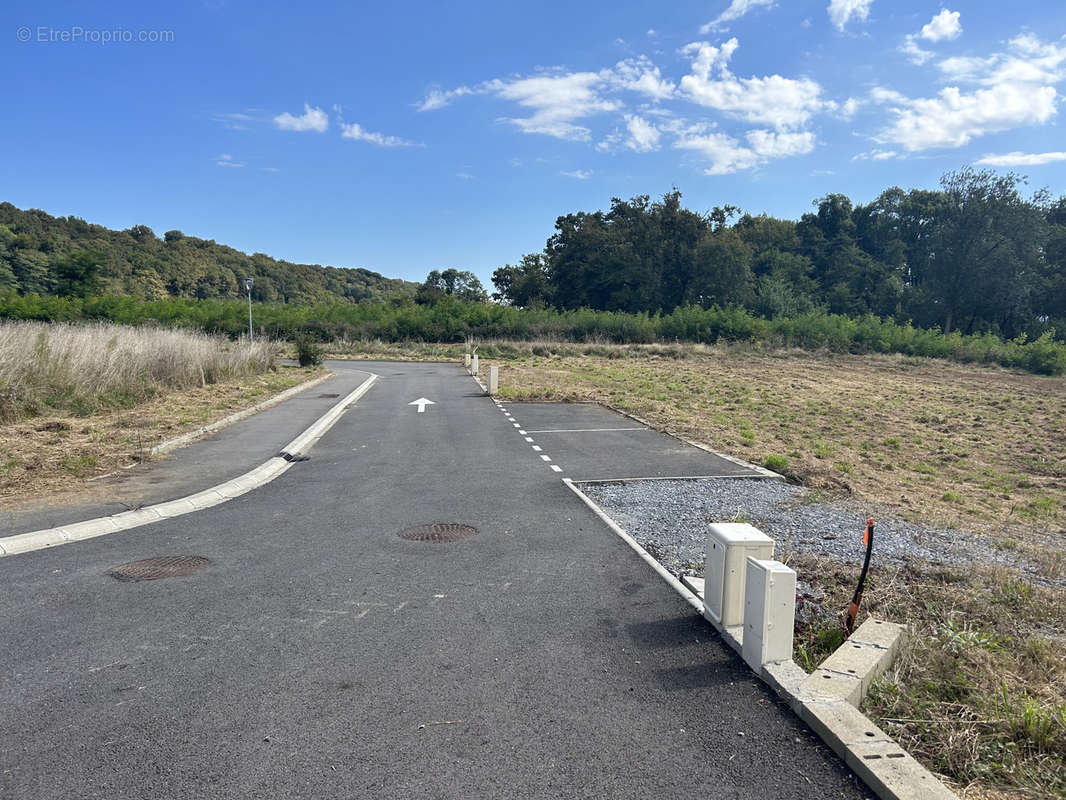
[
  {"x1": 976, "y1": 151, "x2": 1066, "y2": 166},
  {"x1": 873, "y1": 83, "x2": 1058, "y2": 151},
  {"x1": 624, "y1": 114, "x2": 661, "y2": 152},
  {"x1": 561, "y1": 169, "x2": 593, "y2": 179},
  {"x1": 673, "y1": 128, "x2": 814, "y2": 174},
  {"x1": 339, "y1": 122, "x2": 416, "y2": 147},
  {"x1": 839, "y1": 97, "x2": 862, "y2": 118},
  {"x1": 827, "y1": 0, "x2": 873, "y2": 32},
  {"x1": 416, "y1": 86, "x2": 476, "y2": 112},
  {"x1": 938, "y1": 34, "x2": 1066, "y2": 86},
  {"x1": 900, "y1": 35, "x2": 933, "y2": 65},
  {"x1": 456, "y1": 171, "x2": 476, "y2": 179},
  {"x1": 875, "y1": 34, "x2": 1066, "y2": 151},
  {"x1": 701, "y1": 0, "x2": 775, "y2": 33},
  {"x1": 489, "y1": 72, "x2": 621, "y2": 141},
  {"x1": 746, "y1": 129, "x2": 815, "y2": 157},
  {"x1": 215, "y1": 153, "x2": 245, "y2": 167},
  {"x1": 611, "y1": 57, "x2": 675, "y2": 100},
  {"x1": 679, "y1": 38, "x2": 828, "y2": 130},
  {"x1": 853, "y1": 149, "x2": 898, "y2": 161},
  {"x1": 675, "y1": 132, "x2": 760, "y2": 175},
  {"x1": 273, "y1": 104, "x2": 329, "y2": 133},
  {"x1": 920, "y1": 9, "x2": 961, "y2": 42},
  {"x1": 646, "y1": 28, "x2": 657, "y2": 36}
]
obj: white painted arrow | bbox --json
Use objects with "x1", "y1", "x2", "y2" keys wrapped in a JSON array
[{"x1": 408, "y1": 397, "x2": 435, "y2": 413}]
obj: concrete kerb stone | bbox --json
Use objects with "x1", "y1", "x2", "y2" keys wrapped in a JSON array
[
  {"x1": 566, "y1": 481, "x2": 955, "y2": 800},
  {"x1": 0, "y1": 372, "x2": 379, "y2": 558}
]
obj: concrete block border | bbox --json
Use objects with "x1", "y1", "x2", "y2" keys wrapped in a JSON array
[
  {"x1": 0, "y1": 372, "x2": 378, "y2": 558},
  {"x1": 564, "y1": 478, "x2": 957, "y2": 800}
]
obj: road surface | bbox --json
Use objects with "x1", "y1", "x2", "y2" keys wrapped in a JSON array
[{"x1": 0, "y1": 360, "x2": 868, "y2": 799}]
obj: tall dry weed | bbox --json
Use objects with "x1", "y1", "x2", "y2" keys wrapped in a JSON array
[{"x1": 0, "y1": 321, "x2": 274, "y2": 421}]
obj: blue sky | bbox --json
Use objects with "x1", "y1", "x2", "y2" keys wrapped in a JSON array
[{"x1": 5, "y1": 1, "x2": 1066, "y2": 289}]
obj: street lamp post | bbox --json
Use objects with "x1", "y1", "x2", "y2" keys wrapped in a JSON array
[{"x1": 243, "y1": 277, "x2": 254, "y2": 343}]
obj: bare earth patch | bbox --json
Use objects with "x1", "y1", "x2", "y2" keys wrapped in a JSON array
[{"x1": 0, "y1": 366, "x2": 319, "y2": 506}]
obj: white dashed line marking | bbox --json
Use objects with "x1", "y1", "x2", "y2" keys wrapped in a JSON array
[
  {"x1": 551, "y1": 465, "x2": 563, "y2": 472},
  {"x1": 518, "y1": 430, "x2": 527, "y2": 435},
  {"x1": 532, "y1": 445, "x2": 542, "y2": 451},
  {"x1": 524, "y1": 437, "x2": 534, "y2": 442},
  {"x1": 540, "y1": 455, "x2": 552, "y2": 462},
  {"x1": 513, "y1": 423, "x2": 521, "y2": 428}
]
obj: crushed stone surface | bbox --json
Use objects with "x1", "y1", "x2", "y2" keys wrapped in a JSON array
[{"x1": 583, "y1": 478, "x2": 1058, "y2": 586}]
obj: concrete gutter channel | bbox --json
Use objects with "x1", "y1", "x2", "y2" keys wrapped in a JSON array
[
  {"x1": 0, "y1": 371, "x2": 378, "y2": 557},
  {"x1": 468, "y1": 356, "x2": 956, "y2": 800}
]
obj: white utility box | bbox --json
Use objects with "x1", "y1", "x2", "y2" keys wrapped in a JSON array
[
  {"x1": 704, "y1": 523, "x2": 775, "y2": 626},
  {"x1": 742, "y1": 557, "x2": 797, "y2": 671}
]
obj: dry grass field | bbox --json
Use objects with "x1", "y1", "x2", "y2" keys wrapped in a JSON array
[{"x1": 0, "y1": 321, "x2": 313, "y2": 504}]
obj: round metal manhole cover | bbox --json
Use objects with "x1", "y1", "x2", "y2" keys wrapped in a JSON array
[
  {"x1": 107, "y1": 555, "x2": 210, "y2": 582},
  {"x1": 397, "y1": 523, "x2": 477, "y2": 543}
]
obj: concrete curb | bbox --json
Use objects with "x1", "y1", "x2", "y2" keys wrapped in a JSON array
[
  {"x1": 149, "y1": 369, "x2": 333, "y2": 456},
  {"x1": 566, "y1": 481, "x2": 957, "y2": 800},
  {"x1": 0, "y1": 372, "x2": 378, "y2": 558}
]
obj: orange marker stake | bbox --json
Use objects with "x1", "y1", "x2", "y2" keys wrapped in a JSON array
[{"x1": 843, "y1": 517, "x2": 875, "y2": 638}]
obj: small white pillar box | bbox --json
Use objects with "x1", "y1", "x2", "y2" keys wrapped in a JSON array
[
  {"x1": 488, "y1": 365, "x2": 499, "y2": 395},
  {"x1": 704, "y1": 523, "x2": 775, "y2": 626},
  {"x1": 471, "y1": 354, "x2": 479, "y2": 376},
  {"x1": 464, "y1": 353, "x2": 472, "y2": 369},
  {"x1": 742, "y1": 557, "x2": 797, "y2": 671}
]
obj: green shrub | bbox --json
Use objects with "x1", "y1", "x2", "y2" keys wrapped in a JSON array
[{"x1": 295, "y1": 336, "x2": 323, "y2": 367}]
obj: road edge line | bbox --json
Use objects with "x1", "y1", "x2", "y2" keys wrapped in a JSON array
[
  {"x1": 0, "y1": 372, "x2": 378, "y2": 558},
  {"x1": 562, "y1": 477, "x2": 958, "y2": 800}
]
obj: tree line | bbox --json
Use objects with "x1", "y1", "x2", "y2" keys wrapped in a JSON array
[
  {"x1": 3, "y1": 290, "x2": 1063, "y2": 375},
  {"x1": 491, "y1": 169, "x2": 1066, "y2": 341},
  {"x1": 0, "y1": 202, "x2": 417, "y2": 305}
]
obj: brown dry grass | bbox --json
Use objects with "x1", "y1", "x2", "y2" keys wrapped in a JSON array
[
  {"x1": 0, "y1": 366, "x2": 316, "y2": 506},
  {"x1": 491, "y1": 347, "x2": 1066, "y2": 549}
]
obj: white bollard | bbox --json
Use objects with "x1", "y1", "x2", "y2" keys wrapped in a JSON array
[
  {"x1": 464, "y1": 353, "x2": 471, "y2": 369},
  {"x1": 704, "y1": 523, "x2": 775, "y2": 627},
  {"x1": 742, "y1": 557, "x2": 797, "y2": 671},
  {"x1": 471, "y1": 354, "x2": 479, "y2": 376},
  {"x1": 488, "y1": 365, "x2": 499, "y2": 395}
]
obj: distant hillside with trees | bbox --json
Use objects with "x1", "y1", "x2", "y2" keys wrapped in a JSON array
[
  {"x1": 492, "y1": 169, "x2": 1066, "y2": 342},
  {"x1": 0, "y1": 202, "x2": 417, "y2": 304}
]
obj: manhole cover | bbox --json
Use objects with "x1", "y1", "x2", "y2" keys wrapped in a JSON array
[
  {"x1": 397, "y1": 523, "x2": 477, "y2": 543},
  {"x1": 317, "y1": 393, "x2": 340, "y2": 398},
  {"x1": 107, "y1": 555, "x2": 210, "y2": 582}
]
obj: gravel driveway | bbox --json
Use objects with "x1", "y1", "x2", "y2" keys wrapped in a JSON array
[{"x1": 583, "y1": 477, "x2": 1058, "y2": 586}]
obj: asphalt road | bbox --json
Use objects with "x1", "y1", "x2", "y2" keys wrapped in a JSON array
[{"x1": 0, "y1": 360, "x2": 868, "y2": 799}]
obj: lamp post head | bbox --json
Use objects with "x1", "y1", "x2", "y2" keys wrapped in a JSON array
[{"x1": 243, "y1": 277, "x2": 254, "y2": 293}]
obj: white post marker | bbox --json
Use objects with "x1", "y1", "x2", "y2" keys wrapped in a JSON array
[
  {"x1": 488, "y1": 365, "x2": 499, "y2": 395},
  {"x1": 471, "y1": 354, "x2": 479, "y2": 376},
  {"x1": 464, "y1": 353, "x2": 472, "y2": 369},
  {"x1": 742, "y1": 557, "x2": 797, "y2": 671},
  {"x1": 409, "y1": 397, "x2": 435, "y2": 413}
]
